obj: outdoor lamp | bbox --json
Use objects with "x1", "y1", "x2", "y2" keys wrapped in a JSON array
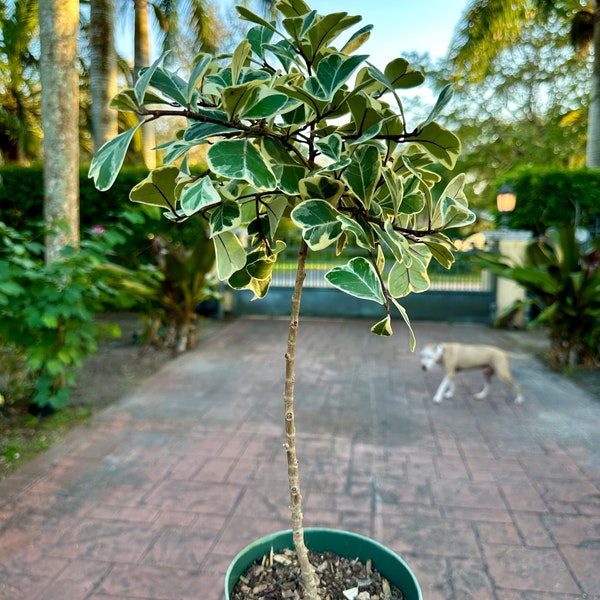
[{"x1": 496, "y1": 182, "x2": 517, "y2": 229}]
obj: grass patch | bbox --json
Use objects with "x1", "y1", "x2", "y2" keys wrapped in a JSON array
[{"x1": 0, "y1": 405, "x2": 93, "y2": 478}]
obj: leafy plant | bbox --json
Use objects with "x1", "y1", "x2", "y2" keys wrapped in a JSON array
[
  {"x1": 88, "y1": 1, "x2": 475, "y2": 597},
  {"x1": 104, "y1": 229, "x2": 217, "y2": 354},
  {"x1": 0, "y1": 222, "x2": 123, "y2": 410},
  {"x1": 478, "y1": 225, "x2": 600, "y2": 369}
]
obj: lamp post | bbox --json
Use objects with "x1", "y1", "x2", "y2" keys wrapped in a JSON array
[{"x1": 496, "y1": 182, "x2": 517, "y2": 230}]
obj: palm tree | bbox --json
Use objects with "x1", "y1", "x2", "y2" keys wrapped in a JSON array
[
  {"x1": 449, "y1": 0, "x2": 600, "y2": 168},
  {"x1": 0, "y1": 0, "x2": 41, "y2": 164},
  {"x1": 38, "y1": 0, "x2": 80, "y2": 262},
  {"x1": 90, "y1": 0, "x2": 118, "y2": 152},
  {"x1": 127, "y1": 0, "x2": 226, "y2": 167},
  {"x1": 127, "y1": 0, "x2": 275, "y2": 167}
]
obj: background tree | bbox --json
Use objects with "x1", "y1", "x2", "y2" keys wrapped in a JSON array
[
  {"x1": 448, "y1": 0, "x2": 600, "y2": 168},
  {"x1": 0, "y1": 0, "x2": 41, "y2": 164},
  {"x1": 402, "y1": 9, "x2": 590, "y2": 222},
  {"x1": 90, "y1": 0, "x2": 118, "y2": 152},
  {"x1": 126, "y1": 0, "x2": 274, "y2": 167},
  {"x1": 38, "y1": 0, "x2": 80, "y2": 262}
]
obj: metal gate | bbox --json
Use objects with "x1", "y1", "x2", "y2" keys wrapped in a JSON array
[{"x1": 230, "y1": 235, "x2": 497, "y2": 323}]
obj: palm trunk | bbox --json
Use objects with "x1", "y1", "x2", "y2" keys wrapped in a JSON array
[
  {"x1": 38, "y1": 0, "x2": 80, "y2": 263},
  {"x1": 284, "y1": 240, "x2": 320, "y2": 600},
  {"x1": 133, "y1": 0, "x2": 156, "y2": 168},
  {"x1": 586, "y1": 1, "x2": 600, "y2": 167},
  {"x1": 90, "y1": 0, "x2": 118, "y2": 152}
]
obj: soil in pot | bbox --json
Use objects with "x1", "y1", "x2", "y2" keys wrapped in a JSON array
[{"x1": 231, "y1": 547, "x2": 407, "y2": 600}]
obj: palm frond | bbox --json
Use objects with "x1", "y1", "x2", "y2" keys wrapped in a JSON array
[{"x1": 448, "y1": 0, "x2": 533, "y2": 84}]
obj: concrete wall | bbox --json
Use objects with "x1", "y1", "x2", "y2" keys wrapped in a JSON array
[
  {"x1": 485, "y1": 230, "x2": 532, "y2": 326},
  {"x1": 229, "y1": 286, "x2": 495, "y2": 323}
]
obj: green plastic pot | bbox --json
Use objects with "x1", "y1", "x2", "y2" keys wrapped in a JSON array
[{"x1": 225, "y1": 527, "x2": 422, "y2": 599}]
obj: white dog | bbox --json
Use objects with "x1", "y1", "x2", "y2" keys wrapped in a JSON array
[{"x1": 420, "y1": 343, "x2": 523, "y2": 404}]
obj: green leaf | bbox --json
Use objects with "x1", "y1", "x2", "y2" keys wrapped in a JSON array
[
  {"x1": 187, "y1": 54, "x2": 215, "y2": 102},
  {"x1": 235, "y1": 5, "x2": 278, "y2": 32},
  {"x1": 377, "y1": 221, "x2": 412, "y2": 267},
  {"x1": 261, "y1": 138, "x2": 307, "y2": 194},
  {"x1": 228, "y1": 241, "x2": 285, "y2": 299},
  {"x1": 291, "y1": 199, "x2": 343, "y2": 250},
  {"x1": 161, "y1": 140, "x2": 199, "y2": 164},
  {"x1": 0, "y1": 280, "x2": 26, "y2": 297},
  {"x1": 88, "y1": 123, "x2": 141, "y2": 191},
  {"x1": 298, "y1": 175, "x2": 345, "y2": 205},
  {"x1": 135, "y1": 52, "x2": 168, "y2": 105},
  {"x1": 278, "y1": 84, "x2": 329, "y2": 117},
  {"x1": 383, "y1": 57, "x2": 425, "y2": 89},
  {"x1": 184, "y1": 121, "x2": 238, "y2": 142},
  {"x1": 109, "y1": 90, "x2": 140, "y2": 112},
  {"x1": 305, "y1": 75, "x2": 327, "y2": 99},
  {"x1": 347, "y1": 93, "x2": 384, "y2": 138},
  {"x1": 388, "y1": 248, "x2": 431, "y2": 297},
  {"x1": 231, "y1": 39, "x2": 252, "y2": 86},
  {"x1": 412, "y1": 121, "x2": 461, "y2": 169},
  {"x1": 315, "y1": 133, "x2": 342, "y2": 161},
  {"x1": 221, "y1": 82, "x2": 260, "y2": 119},
  {"x1": 390, "y1": 298, "x2": 416, "y2": 351},
  {"x1": 247, "y1": 25, "x2": 275, "y2": 60},
  {"x1": 207, "y1": 139, "x2": 277, "y2": 190},
  {"x1": 325, "y1": 257, "x2": 385, "y2": 304},
  {"x1": 420, "y1": 83, "x2": 454, "y2": 128},
  {"x1": 371, "y1": 315, "x2": 393, "y2": 336},
  {"x1": 380, "y1": 167, "x2": 403, "y2": 218},
  {"x1": 150, "y1": 68, "x2": 190, "y2": 106},
  {"x1": 343, "y1": 145, "x2": 381, "y2": 209},
  {"x1": 129, "y1": 165, "x2": 179, "y2": 208},
  {"x1": 263, "y1": 194, "x2": 289, "y2": 236},
  {"x1": 240, "y1": 87, "x2": 298, "y2": 120},
  {"x1": 337, "y1": 215, "x2": 373, "y2": 249},
  {"x1": 432, "y1": 174, "x2": 476, "y2": 229},
  {"x1": 180, "y1": 176, "x2": 221, "y2": 216},
  {"x1": 423, "y1": 239, "x2": 455, "y2": 269},
  {"x1": 275, "y1": 0, "x2": 311, "y2": 18},
  {"x1": 210, "y1": 201, "x2": 241, "y2": 235},
  {"x1": 263, "y1": 40, "x2": 298, "y2": 71},
  {"x1": 349, "y1": 120, "x2": 382, "y2": 146},
  {"x1": 213, "y1": 231, "x2": 247, "y2": 280},
  {"x1": 304, "y1": 13, "x2": 362, "y2": 61},
  {"x1": 316, "y1": 53, "x2": 368, "y2": 100},
  {"x1": 341, "y1": 24, "x2": 373, "y2": 55}
]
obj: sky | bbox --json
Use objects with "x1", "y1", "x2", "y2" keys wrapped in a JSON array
[
  {"x1": 300, "y1": 1, "x2": 470, "y2": 65},
  {"x1": 117, "y1": 1, "x2": 470, "y2": 67}
]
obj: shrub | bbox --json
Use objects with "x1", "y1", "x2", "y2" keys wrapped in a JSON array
[
  {"x1": 0, "y1": 222, "x2": 124, "y2": 410},
  {"x1": 478, "y1": 225, "x2": 600, "y2": 369},
  {"x1": 491, "y1": 166, "x2": 600, "y2": 233}
]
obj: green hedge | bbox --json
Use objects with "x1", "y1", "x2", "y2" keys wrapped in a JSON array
[
  {"x1": 0, "y1": 164, "x2": 150, "y2": 230},
  {"x1": 0, "y1": 164, "x2": 208, "y2": 267},
  {"x1": 494, "y1": 166, "x2": 600, "y2": 233}
]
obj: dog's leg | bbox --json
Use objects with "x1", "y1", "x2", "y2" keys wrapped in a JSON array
[
  {"x1": 433, "y1": 376, "x2": 452, "y2": 403},
  {"x1": 475, "y1": 366, "x2": 493, "y2": 399},
  {"x1": 496, "y1": 362, "x2": 524, "y2": 403},
  {"x1": 444, "y1": 379, "x2": 455, "y2": 398}
]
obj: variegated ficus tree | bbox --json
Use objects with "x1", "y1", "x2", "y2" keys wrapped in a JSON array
[{"x1": 89, "y1": 0, "x2": 475, "y2": 597}]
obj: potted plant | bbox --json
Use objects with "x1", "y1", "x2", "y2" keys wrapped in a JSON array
[{"x1": 89, "y1": 0, "x2": 475, "y2": 597}]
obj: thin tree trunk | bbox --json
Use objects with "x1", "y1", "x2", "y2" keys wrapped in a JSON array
[
  {"x1": 38, "y1": 0, "x2": 80, "y2": 263},
  {"x1": 90, "y1": 0, "x2": 118, "y2": 152},
  {"x1": 586, "y1": 1, "x2": 600, "y2": 167},
  {"x1": 133, "y1": 0, "x2": 156, "y2": 168},
  {"x1": 284, "y1": 240, "x2": 320, "y2": 600}
]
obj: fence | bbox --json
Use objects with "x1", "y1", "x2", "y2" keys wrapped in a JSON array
[{"x1": 270, "y1": 248, "x2": 493, "y2": 293}]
